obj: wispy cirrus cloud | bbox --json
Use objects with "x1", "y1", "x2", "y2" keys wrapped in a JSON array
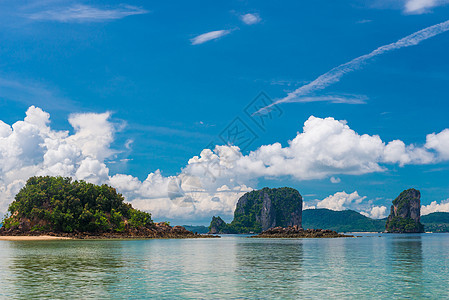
[
  {"x1": 285, "y1": 94, "x2": 368, "y2": 105},
  {"x1": 190, "y1": 30, "x2": 231, "y2": 45},
  {"x1": 0, "y1": 76, "x2": 78, "y2": 111},
  {"x1": 26, "y1": 4, "x2": 148, "y2": 23},
  {"x1": 256, "y1": 19, "x2": 449, "y2": 114}
]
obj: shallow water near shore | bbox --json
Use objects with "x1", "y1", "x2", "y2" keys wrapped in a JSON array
[{"x1": 0, "y1": 233, "x2": 448, "y2": 299}]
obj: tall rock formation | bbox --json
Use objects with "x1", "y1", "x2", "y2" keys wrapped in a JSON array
[
  {"x1": 208, "y1": 216, "x2": 229, "y2": 234},
  {"x1": 208, "y1": 187, "x2": 302, "y2": 234},
  {"x1": 385, "y1": 188, "x2": 424, "y2": 233}
]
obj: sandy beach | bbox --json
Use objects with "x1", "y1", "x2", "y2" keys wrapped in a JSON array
[{"x1": 0, "y1": 235, "x2": 73, "y2": 241}]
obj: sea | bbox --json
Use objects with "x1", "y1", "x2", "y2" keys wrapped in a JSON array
[{"x1": 0, "y1": 233, "x2": 448, "y2": 299}]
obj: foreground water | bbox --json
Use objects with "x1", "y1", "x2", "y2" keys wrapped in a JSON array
[{"x1": 0, "y1": 234, "x2": 448, "y2": 299}]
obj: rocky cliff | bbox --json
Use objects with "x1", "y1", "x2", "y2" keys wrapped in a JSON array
[
  {"x1": 208, "y1": 216, "x2": 229, "y2": 234},
  {"x1": 385, "y1": 188, "x2": 424, "y2": 233},
  {"x1": 209, "y1": 187, "x2": 302, "y2": 234}
]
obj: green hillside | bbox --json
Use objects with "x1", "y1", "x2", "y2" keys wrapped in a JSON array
[
  {"x1": 302, "y1": 209, "x2": 386, "y2": 232},
  {"x1": 182, "y1": 225, "x2": 209, "y2": 234},
  {"x1": 422, "y1": 212, "x2": 449, "y2": 232}
]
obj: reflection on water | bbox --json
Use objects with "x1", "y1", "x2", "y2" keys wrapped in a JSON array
[
  {"x1": 4, "y1": 241, "x2": 125, "y2": 298},
  {"x1": 0, "y1": 234, "x2": 448, "y2": 299},
  {"x1": 235, "y1": 239, "x2": 304, "y2": 298},
  {"x1": 390, "y1": 236, "x2": 424, "y2": 298}
]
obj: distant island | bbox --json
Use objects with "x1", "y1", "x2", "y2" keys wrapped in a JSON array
[
  {"x1": 385, "y1": 188, "x2": 424, "y2": 233},
  {"x1": 209, "y1": 187, "x2": 449, "y2": 235},
  {"x1": 0, "y1": 176, "x2": 214, "y2": 239},
  {"x1": 209, "y1": 187, "x2": 351, "y2": 238},
  {"x1": 209, "y1": 187, "x2": 303, "y2": 234},
  {"x1": 2, "y1": 177, "x2": 448, "y2": 239}
]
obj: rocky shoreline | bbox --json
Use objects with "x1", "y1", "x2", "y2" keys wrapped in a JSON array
[
  {"x1": 252, "y1": 226, "x2": 354, "y2": 238},
  {"x1": 0, "y1": 222, "x2": 219, "y2": 240}
]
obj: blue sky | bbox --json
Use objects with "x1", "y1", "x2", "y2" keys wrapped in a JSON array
[{"x1": 0, "y1": 0, "x2": 449, "y2": 224}]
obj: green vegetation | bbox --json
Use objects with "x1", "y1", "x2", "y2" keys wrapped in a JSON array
[
  {"x1": 385, "y1": 188, "x2": 423, "y2": 233},
  {"x1": 227, "y1": 187, "x2": 302, "y2": 233},
  {"x1": 385, "y1": 216, "x2": 424, "y2": 233},
  {"x1": 392, "y1": 189, "x2": 419, "y2": 215},
  {"x1": 209, "y1": 216, "x2": 232, "y2": 233},
  {"x1": 182, "y1": 225, "x2": 209, "y2": 234},
  {"x1": 422, "y1": 212, "x2": 449, "y2": 232},
  {"x1": 302, "y1": 209, "x2": 386, "y2": 232},
  {"x1": 1, "y1": 176, "x2": 154, "y2": 233}
]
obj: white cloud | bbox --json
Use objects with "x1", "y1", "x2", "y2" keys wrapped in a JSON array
[
  {"x1": 0, "y1": 106, "x2": 116, "y2": 213},
  {"x1": 305, "y1": 191, "x2": 387, "y2": 219},
  {"x1": 404, "y1": 0, "x2": 448, "y2": 14},
  {"x1": 287, "y1": 94, "x2": 367, "y2": 104},
  {"x1": 361, "y1": 206, "x2": 388, "y2": 219},
  {"x1": 67, "y1": 112, "x2": 115, "y2": 161},
  {"x1": 241, "y1": 13, "x2": 261, "y2": 25},
  {"x1": 190, "y1": 30, "x2": 231, "y2": 45},
  {"x1": 316, "y1": 191, "x2": 366, "y2": 211},
  {"x1": 330, "y1": 177, "x2": 341, "y2": 183},
  {"x1": 421, "y1": 199, "x2": 449, "y2": 215},
  {"x1": 426, "y1": 129, "x2": 449, "y2": 160},
  {"x1": 184, "y1": 116, "x2": 441, "y2": 183},
  {"x1": 27, "y1": 4, "x2": 148, "y2": 23},
  {"x1": 384, "y1": 140, "x2": 435, "y2": 166}
]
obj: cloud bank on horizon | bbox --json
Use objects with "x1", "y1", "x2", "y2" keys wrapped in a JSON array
[
  {"x1": 256, "y1": 19, "x2": 449, "y2": 114},
  {"x1": 1, "y1": 107, "x2": 449, "y2": 221}
]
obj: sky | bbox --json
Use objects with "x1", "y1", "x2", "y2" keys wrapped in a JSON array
[{"x1": 0, "y1": 0, "x2": 449, "y2": 225}]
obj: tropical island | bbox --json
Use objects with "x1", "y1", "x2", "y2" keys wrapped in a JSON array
[
  {"x1": 209, "y1": 187, "x2": 449, "y2": 235},
  {"x1": 1, "y1": 177, "x2": 448, "y2": 240},
  {"x1": 385, "y1": 188, "x2": 424, "y2": 233},
  {"x1": 209, "y1": 187, "x2": 352, "y2": 238},
  {"x1": 0, "y1": 176, "x2": 213, "y2": 239}
]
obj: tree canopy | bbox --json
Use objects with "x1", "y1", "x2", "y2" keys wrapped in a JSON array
[{"x1": 2, "y1": 176, "x2": 153, "y2": 233}]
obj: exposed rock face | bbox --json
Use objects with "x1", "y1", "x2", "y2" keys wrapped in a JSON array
[
  {"x1": 231, "y1": 187, "x2": 302, "y2": 233},
  {"x1": 253, "y1": 226, "x2": 353, "y2": 238},
  {"x1": 207, "y1": 187, "x2": 302, "y2": 234},
  {"x1": 208, "y1": 216, "x2": 228, "y2": 234},
  {"x1": 385, "y1": 188, "x2": 424, "y2": 233}
]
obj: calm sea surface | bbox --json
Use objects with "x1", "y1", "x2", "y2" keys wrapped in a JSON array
[{"x1": 0, "y1": 233, "x2": 448, "y2": 299}]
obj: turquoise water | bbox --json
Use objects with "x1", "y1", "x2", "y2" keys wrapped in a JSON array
[{"x1": 0, "y1": 234, "x2": 448, "y2": 299}]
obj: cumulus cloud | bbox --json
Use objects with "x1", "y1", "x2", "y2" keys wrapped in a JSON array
[
  {"x1": 0, "y1": 106, "x2": 115, "y2": 213},
  {"x1": 183, "y1": 116, "x2": 444, "y2": 183},
  {"x1": 316, "y1": 191, "x2": 366, "y2": 211},
  {"x1": 361, "y1": 206, "x2": 388, "y2": 219},
  {"x1": 241, "y1": 13, "x2": 261, "y2": 25},
  {"x1": 27, "y1": 4, "x2": 148, "y2": 23},
  {"x1": 421, "y1": 199, "x2": 449, "y2": 215},
  {"x1": 190, "y1": 30, "x2": 231, "y2": 45},
  {"x1": 425, "y1": 129, "x2": 449, "y2": 160},
  {"x1": 1, "y1": 107, "x2": 449, "y2": 222},
  {"x1": 304, "y1": 191, "x2": 388, "y2": 219}
]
